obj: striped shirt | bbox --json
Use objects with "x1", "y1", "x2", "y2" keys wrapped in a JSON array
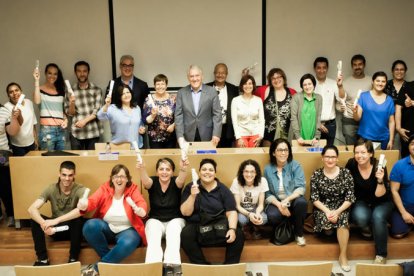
[
  {"x1": 39, "y1": 90, "x2": 64, "y2": 126},
  {"x1": 0, "y1": 106, "x2": 11, "y2": 150}
]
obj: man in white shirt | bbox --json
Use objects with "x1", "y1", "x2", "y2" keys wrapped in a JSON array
[
  {"x1": 313, "y1": 57, "x2": 345, "y2": 146},
  {"x1": 339, "y1": 54, "x2": 372, "y2": 146}
]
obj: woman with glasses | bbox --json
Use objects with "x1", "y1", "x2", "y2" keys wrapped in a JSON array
[
  {"x1": 385, "y1": 60, "x2": 408, "y2": 103},
  {"x1": 264, "y1": 138, "x2": 307, "y2": 246},
  {"x1": 310, "y1": 145, "x2": 355, "y2": 272},
  {"x1": 345, "y1": 138, "x2": 393, "y2": 264},
  {"x1": 78, "y1": 164, "x2": 147, "y2": 276},
  {"x1": 98, "y1": 84, "x2": 145, "y2": 147},
  {"x1": 230, "y1": 159, "x2": 269, "y2": 239}
]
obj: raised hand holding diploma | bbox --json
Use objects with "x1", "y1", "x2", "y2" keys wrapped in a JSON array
[
  {"x1": 107, "y1": 80, "x2": 115, "y2": 98},
  {"x1": 126, "y1": 196, "x2": 146, "y2": 217},
  {"x1": 353, "y1": 89, "x2": 362, "y2": 108},
  {"x1": 131, "y1": 141, "x2": 142, "y2": 164},
  {"x1": 65, "y1": 80, "x2": 75, "y2": 96},
  {"x1": 377, "y1": 154, "x2": 386, "y2": 172},
  {"x1": 78, "y1": 188, "x2": 90, "y2": 209},
  {"x1": 14, "y1": 94, "x2": 25, "y2": 110},
  {"x1": 190, "y1": 168, "x2": 200, "y2": 196}
]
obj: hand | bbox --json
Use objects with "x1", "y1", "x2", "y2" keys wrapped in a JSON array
[
  {"x1": 319, "y1": 123, "x2": 328, "y2": 134},
  {"x1": 398, "y1": 128, "x2": 410, "y2": 141},
  {"x1": 166, "y1": 124, "x2": 175, "y2": 133},
  {"x1": 249, "y1": 213, "x2": 263, "y2": 225},
  {"x1": 136, "y1": 161, "x2": 145, "y2": 169},
  {"x1": 139, "y1": 126, "x2": 146, "y2": 134},
  {"x1": 11, "y1": 109, "x2": 21, "y2": 120},
  {"x1": 74, "y1": 119, "x2": 87, "y2": 128},
  {"x1": 133, "y1": 206, "x2": 146, "y2": 217},
  {"x1": 190, "y1": 184, "x2": 200, "y2": 196},
  {"x1": 297, "y1": 137, "x2": 305, "y2": 146},
  {"x1": 105, "y1": 96, "x2": 111, "y2": 106},
  {"x1": 326, "y1": 210, "x2": 339, "y2": 224},
  {"x1": 386, "y1": 140, "x2": 393, "y2": 150},
  {"x1": 405, "y1": 94, "x2": 413, "y2": 108},
  {"x1": 375, "y1": 167, "x2": 385, "y2": 182},
  {"x1": 211, "y1": 136, "x2": 220, "y2": 147},
  {"x1": 69, "y1": 94, "x2": 76, "y2": 104},
  {"x1": 253, "y1": 136, "x2": 262, "y2": 147},
  {"x1": 242, "y1": 68, "x2": 250, "y2": 76},
  {"x1": 77, "y1": 198, "x2": 88, "y2": 211},
  {"x1": 277, "y1": 202, "x2": 291, "y2": 217},
  {"x1": 180, "y1": 158, "x2": 190, "y2": 169},
  {"x1": 61, "y1": 119, "x2": 68, "y2": 129},
  {"x1": 33, "y1": 68, "x2": 40, "y2": 81},
  {"x1": 336, "y1": 74, "x2": 343, "y2": 87},
  {"x1": 43, "y1": 219, "x2": 58, "y2": 230},
  {"x1": 226, "y1": 229, "x2": 236, "y2": 243},
  {"x1": 150, "y1": 106, "x2": 158, "y2": 116},
  {"x1": 402, "y1": 211, "x2": 414, "y2": 224},
  {"x1": 237, "y1": 138, "x2": 245, "y2": 148},
  {"x1": 44, "y1": 227, "x2": 55, "y2": 236},
  {"x1": 311, "y1": 138, "x2": 318, "y2": 146},
  {"x1": 339, "y1": 102, "x2": 346, "y2": 113}
]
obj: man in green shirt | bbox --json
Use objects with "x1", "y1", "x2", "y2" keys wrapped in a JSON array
[{"x1": 28, "y1": 161, "x2": 85, "y2": 266}]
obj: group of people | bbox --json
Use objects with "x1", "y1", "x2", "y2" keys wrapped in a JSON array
[{"x1": 25, "y1": 134, "x2": 414, "y2": 274}]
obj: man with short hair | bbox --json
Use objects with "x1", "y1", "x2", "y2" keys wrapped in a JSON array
[
  {"x1": 313, "y1": 57, "x2": 345, "y2": 146},
  {"x1": 390, "y1": 135, "x2": 414, "y2": 239},
  {"x1": 108, "y1": 55, "x2": 149, "y2": 110},
  {"x1": 339, "y1": 54, "x2": 371, "y2": 145},
  {"x1": 65, "y1": 61, "x2": 102, "y2": 150},
  {"x1": 28, "y1": 161, "x2": 85, "y2": 266},
  {"x1": 175, "y1": 65, "x2": 222, "y2": 145},
  {"x1": 206, "y1": 63, "x2": 239, "y2": 147}
]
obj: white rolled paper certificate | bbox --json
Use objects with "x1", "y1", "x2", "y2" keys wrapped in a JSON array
[
  {"x1": 353, "y1": 89, "x2": 362, "y2": 108},
  {"x1": 180, "y1": 141, "x2": 189, "y2": 161},
  {"x1": 126, "y1": 196, "x2": 137, "y2": 209},
  {"x1": 82, "y1": 188, "x2": 90, "y2": 200},
  {"x1": 65, "y1": 80, "x2": 74, "y2": 96},
  {"x1": 35, "y1": 60, "x2": 40, "y2": 70},
  {"x1": 337, "y1": 60, "x2": 342, "y2": 77},
  {"x1": 53, "y1": 225, "x2": 69, "y2": 232},
  {"x1": 131, "y1": 141, "x2": 142, "y2": 163},
  {"x1": 377, "y1": 154, "x2": 385, "y2": 172},
  {"x1": 191, "y1": 168, "x2": 198, "y2": 186},
  {"x1": 15, "y1": 94, "x2": 25, "y2": 110},
  {"x1": 147, "y1": 94, "x2": 155, "y2": 107},
  {"x1": 108, "y1": 80, "x2": 115, "y2": 98}
]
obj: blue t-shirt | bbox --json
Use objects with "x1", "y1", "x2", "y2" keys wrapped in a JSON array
[
  {"x1": 357, "y1": 91, "x2": 395, "y2": 142},
  {"x1": 390, "y1": 156, "x2": 414, "y2": 206}
]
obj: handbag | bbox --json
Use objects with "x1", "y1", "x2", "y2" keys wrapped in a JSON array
[
  {"x1": 271, "y1": 217, "x2": 295, "y2": 245},
  {"x1": 197, "y1": 209, "x2": 228, "y2": 245}
]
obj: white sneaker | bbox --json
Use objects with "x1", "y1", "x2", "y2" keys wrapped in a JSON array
[
  {"x1": 295, "y1": 236, "x2": 306, "y2": 246},
  {"x1": 374, "y1": 255, "x2": 386, "y2": 264}
]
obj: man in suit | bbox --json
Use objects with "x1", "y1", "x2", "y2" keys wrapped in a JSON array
[
  {"x1": 175, "y1": 65, "x2": 222, "y2": 146},
  {"x1": 206, "y1": 63, "x2": 239, "y2": 148},
  {"x1": 108, "y1": 55, "x2": 149, "y2": 110}
]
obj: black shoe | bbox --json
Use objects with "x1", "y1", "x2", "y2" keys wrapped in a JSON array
[{"x1": 33, "y1": 259, "x2": 50, "y2": 266}]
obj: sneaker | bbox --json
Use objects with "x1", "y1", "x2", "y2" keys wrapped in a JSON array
[
  {"x1": 295, "y1": 236, "x2": 306, "y2": 246},
  {"x1": 68, "y1": 257, "x2": 78, "y2": 263},
  {"x1": 33, "y1": 259, "x2": 50, "y2": 266},
  {"x1": 81, "y1": 264, "x2": 99, "y2": 276},
  {"x1": 7, "y1": 216, "x2": 15, "y2": 227},
  {"x1": 374, "y1": 255, "x2": 386, "y2": 264}
]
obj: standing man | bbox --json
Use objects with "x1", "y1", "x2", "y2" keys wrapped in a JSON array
[
  {"x1": 65, "y1": 61, "x2": 102, "y2": 150},
  {"x1": 396, "y1": 81, "x2": 414, "y2": 157},
  {"x1": 28, "y1": 161, "x2": 85, "y2": 265},
  {"x1": 206, "y1": 63, "x2": 239, "y2": 147},
  {"x1": 313, "y1": 57, "x2": 345, "y2": 146},
  {"x1": 390, "y1": 135, "x2": 414, "y2": 238},
  {"x1": 175, "y1": 65, "x2": 222, "y2": 145},
  {"x1": 339, "y1": 54, "x2": 371, "y2": 146},
  {"x1": 109, "y1": 55, "x2": 149, "y2": 110}
]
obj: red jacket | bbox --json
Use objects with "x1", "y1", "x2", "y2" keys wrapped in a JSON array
[{"x1": 83, "y1": 181, "x2": 148, "y2": 245}]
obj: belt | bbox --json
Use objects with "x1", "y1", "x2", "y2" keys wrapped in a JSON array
[{"x1": 321, "y1": 118, "x2": 335, "y2": 124}]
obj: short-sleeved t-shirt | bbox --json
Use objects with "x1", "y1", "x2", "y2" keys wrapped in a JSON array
[
  {"x1": 230, "y1": 177, "x2": 269, "y2": 212},
  {"x1": 39, "y1": 183, "x2": 85, "y2": 218},
  {"x1": 181, "y1": 180, "x2": 236, "y2": 223},
  {"x1": 147, "y1": 176, "x2": 182, "y2": 221},
  {"x1": 390, "y1": 156, "x2": 414, "y2": 206}
]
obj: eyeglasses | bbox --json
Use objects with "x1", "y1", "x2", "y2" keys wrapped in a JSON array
[
  {"x1": 112, "y1": 175, "x2": 127, "y2": 180},
  {"x1": 323, "y1": 156, "x2": 338, "y2": 160},
  {"x1": 121, "y1": 64, "x2": 134, "y2": 69},
  {"x1": 276, "y1": 148, "x2": 289, "y2": 153}
]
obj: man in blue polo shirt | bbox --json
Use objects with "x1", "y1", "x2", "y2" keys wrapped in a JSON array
[{"x1": 390, "y1": 135, "x2": 414, "y2": 238}]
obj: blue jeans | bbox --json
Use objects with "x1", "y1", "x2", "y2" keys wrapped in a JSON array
[
  {"x1": 351, "y1": 200, "x2": 394, "y2": 256},
  {"x1": 238, "y1": 209, "x2": 268, "y2": 226},
  {"x1": 39, "y1": 125, "x2": 66, "y2": 151},
  {"x1": 83, "y1": 219, "x2": 141, "y2": 265}
]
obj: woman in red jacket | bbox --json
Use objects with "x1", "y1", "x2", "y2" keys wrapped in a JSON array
[{"x1": 79, "y1": 164, "x2": 147, "y2": 276}]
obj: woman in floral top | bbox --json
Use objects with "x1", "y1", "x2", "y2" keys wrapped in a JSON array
[{"x1": 143, "y1": 74, "x2": 177, "y2": 148}]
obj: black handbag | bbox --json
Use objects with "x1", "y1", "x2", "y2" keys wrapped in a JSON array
[
  {"x1": 197, "y1": 209, "x2": 228, "y2": 245},
  {"x1": 271, "y1": 218, "x2": 295, "y2": 245}
]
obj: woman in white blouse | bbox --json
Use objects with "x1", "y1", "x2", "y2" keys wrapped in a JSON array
[{"x1": 231, "y1": 75, "x2": 265, "y2": 147}]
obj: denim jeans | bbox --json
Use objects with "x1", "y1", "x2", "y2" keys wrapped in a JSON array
[
  {"x1": 351, "y1": 200, "x2": 394, "y2": 256},
  {"x1": 342, "y1": 117, "x2": 359, "y2": 146},
  {"x1": 39, "y1": 125, "x2": 66, "y2": 151},
  {"x1": 238, "y1": 209, "x2": 268, "y2": 226},
  {"x1": 83, "y1": 219, "x2": 141, "y2": 264}
]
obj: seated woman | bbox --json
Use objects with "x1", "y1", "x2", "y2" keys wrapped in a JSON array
[
  {"x1": 310, "y1": 145, "x2": 355, "y2": 272},
  {"x1": 97, "y1": 84, "x2": 145, "y2": 148},
  {"x1": 230, "y1": 159, "x2": 269, "y2": 239},
  {"x1": 180, "y1": 158, "x2": 244, "y2": 264},
  {"x1": 346, "y1": 138, "x2": 394, "y2": 264},
  {"x1": 354, "y1": 71, "x2": 395, "y2": 150},
  {"x1": 231, "y1": 74, "x2": 264, "y2": 148},
  {"x1": 289, "y1": 73, "x2": 322, "y2": 146},
  {"x1": 137, "y1": 157, "x2": 189, "y2": 274},
  {"x1": 143, "y1": 74, "x2": 177, "y2": 149},
  {"x1": 264, "y1": 138, "x2": 307, "y2": 246},
  {"x1": 78, "y1": 164, "x2": 147, "y2": 276}
]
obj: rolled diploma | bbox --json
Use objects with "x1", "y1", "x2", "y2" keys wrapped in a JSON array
[
  {"x1": 15, "y1": 94, "x2": 25, "y2": 110},
  {"x1": 35, "y1": 60, "x2": 40, "y2": 70},
  {"x1": 180, "y1": 141, "x2": 188, "y2": 161},
  {"x1": 126, "y1": 196, "x2": 137, "y2": 209},
  {"x1": 377, "y1": 154, "x2": 385, "y2": 172},
  {"x1": 107, "y1": 80, "x2": 115, "y2": 98},
  {"x1": 337, "y1": 60, "x2": 342, "y2": 77},
  {"x1": 191, "y1": 168, "x2": 198, "y2": 186},
  {"x1": 131, "y1": 141, "x2": 142, "y2": 163},
  {"x1": 82, "y1": 188, "x2": 90, "y2": 200},
  {"x1": 54, "y1": 225, "x2": 69, "y2": 232},
  {"x1": 65, "y1": 80, "x2": 74, "y2": 96},
  {"x1": 147, "y1": 94, "x2": 155, "y2": 107},
  {"x1": 353, "y1": 89, "x2": 362, "y2": 108}
]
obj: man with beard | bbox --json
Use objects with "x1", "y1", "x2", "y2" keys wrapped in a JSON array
[
  {"x1": 65, "y1": 61, "x2": 102, "y2": 150},
  {"x1": 339, "y1": 54, "x2": 371, "y2": 146}
]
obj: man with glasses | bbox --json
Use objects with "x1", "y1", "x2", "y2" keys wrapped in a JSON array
[
  {"x1": 107, "y1": 55, "x2": 149, "y2": 110},
  {"x1": 28, "y1": 161, "x2": 86, "y2": 266}
]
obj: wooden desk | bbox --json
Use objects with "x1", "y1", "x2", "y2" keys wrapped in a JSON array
[{"x1": 10, "y1": 149, "x2": 399, "y2": 219}]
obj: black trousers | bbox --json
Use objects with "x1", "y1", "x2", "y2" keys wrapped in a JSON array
[
  {"x1": 31, "y1": 216, "x2": 84, "y2": 260},
  {"x1": 0, "y1": 166, "x2": 13, "y2": 217},
  {"x1": 181, "y1": 223, "x2": 244, "y2": 264}
]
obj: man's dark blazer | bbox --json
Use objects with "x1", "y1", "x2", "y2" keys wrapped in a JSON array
[{"x1": 106, "y1": 76, "x2": 149, "y2": 109}]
